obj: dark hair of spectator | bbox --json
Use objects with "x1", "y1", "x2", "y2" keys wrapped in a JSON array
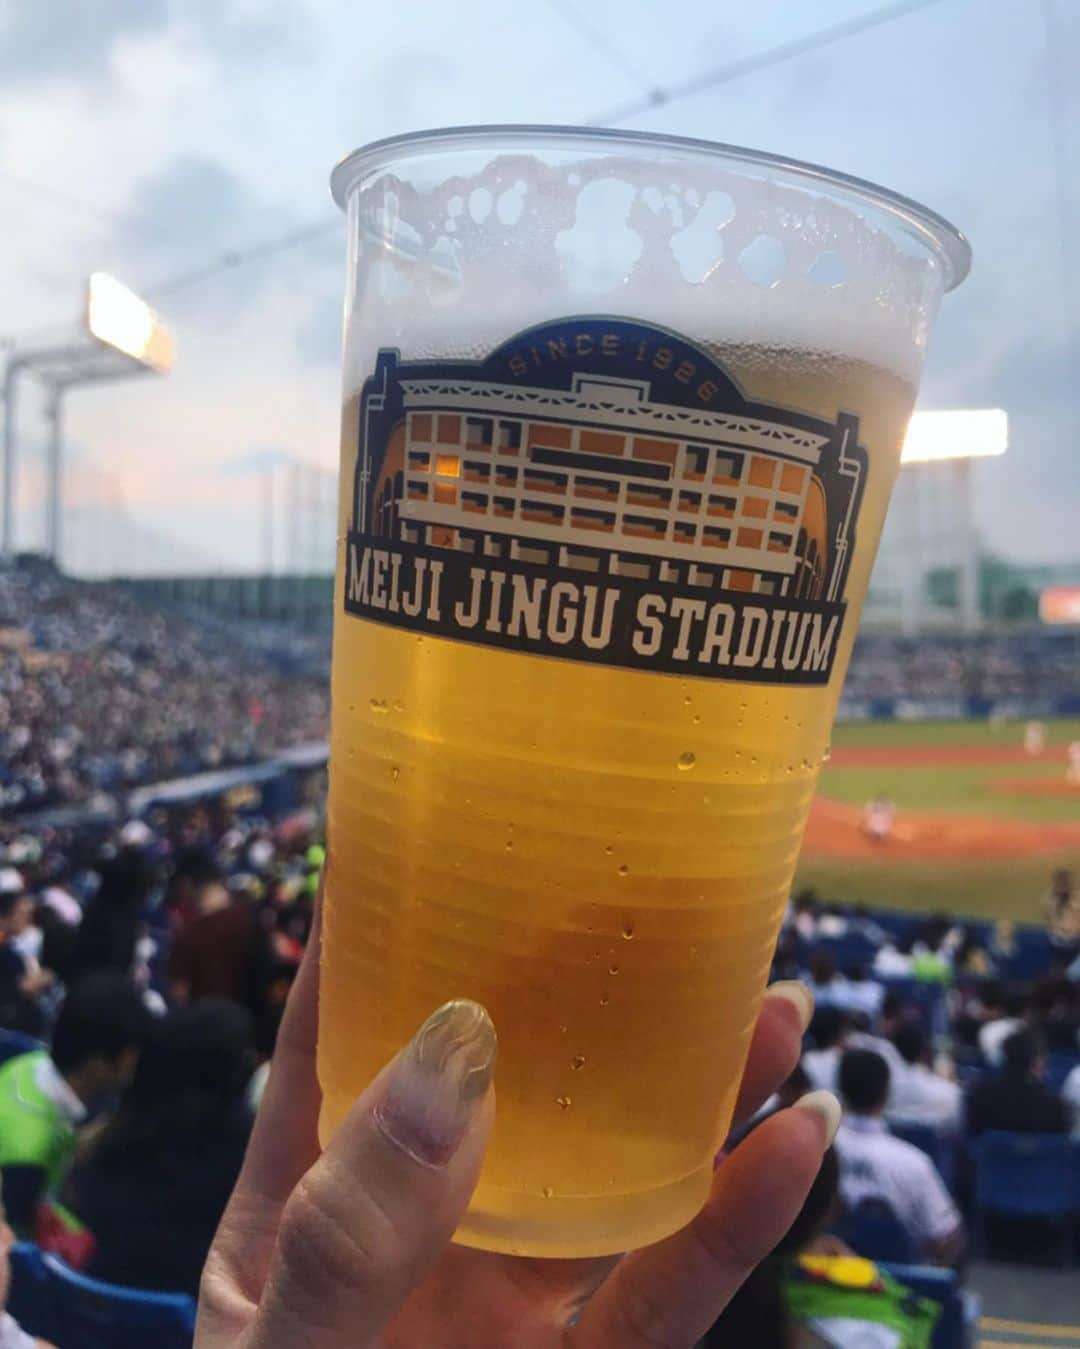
[
  {"x1": 0, "y1": 890, "x2": 27, "y2": 922},
  {"x1": 808, "y1": 1005, "x2": 850, "y2": 1051},
  {"x1": 73, "y1": 848, "x2": 154, "y2": 978},
  {"x1": 838, "y1": 1048, "x2": 890, "y2": 1114},
  {"x1": 792, "y1": 888, "x2": 819, "y2": 913},
  {"x1": 51, "y1": 975, "x2": 151, "y2": 1074},
  {"x1": 881, "y1": 992, "x2": 904, "y2": 1023},
  {"x1": 892, "y1": 1021, "x2": 926, "y2": 1066},
  {"x1": 93, "y1": 999, "x2": 255, "y2": 1156},
  {"x1": 808, "y1": 950, "x2": 837, "y2": 986},
  {"x1": 1001, "y1": 1028, "x2": 1043, "y2": 1078}
]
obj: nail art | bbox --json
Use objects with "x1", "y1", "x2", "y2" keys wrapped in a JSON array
[{"x1": 374, "y1": 1000, "x2": 497, "y2": 1168}]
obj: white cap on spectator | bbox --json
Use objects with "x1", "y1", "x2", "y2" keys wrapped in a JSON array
[
  {"x1": 0, "y1": 867, "x2": 24, "y2": 896},
  {"x1": 120, "y1": 819, "x2": 153, "y2": 848}
]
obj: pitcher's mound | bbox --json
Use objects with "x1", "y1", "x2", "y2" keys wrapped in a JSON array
[{"x1": 805, "y1": 795, "x2": 1080, "y2": 861}]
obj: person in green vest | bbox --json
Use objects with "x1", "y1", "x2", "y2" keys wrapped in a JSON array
[{"x1": 0, "y1": 975, "x2": 149, "y2": 1237}]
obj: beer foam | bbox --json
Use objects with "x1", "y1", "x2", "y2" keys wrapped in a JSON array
[{"x1": 341, "y1": 147, "x2": 948, "y2": 395}]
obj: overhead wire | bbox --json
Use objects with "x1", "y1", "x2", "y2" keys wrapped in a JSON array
[
  {"x1": 586, "y1": 0, "x2": 953, "y2": 126},
  {"x1": 4, "y1": 0, "x2": 957, "y2": 331}
]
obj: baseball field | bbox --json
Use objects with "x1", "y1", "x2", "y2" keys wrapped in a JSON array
[{"x1": 795, "y1": 717, "x2": 1080, "y2": 922}]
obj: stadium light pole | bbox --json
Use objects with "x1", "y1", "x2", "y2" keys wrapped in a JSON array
[
  {"x1": 899, "y1": 409, "x2": 1009, "y2": 633},
  {"x1": 1, "y1": 273, "x2": 173, "y2": 565}
]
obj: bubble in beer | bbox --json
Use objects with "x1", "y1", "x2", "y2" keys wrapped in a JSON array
[
  {"x1": 617, "y1": 864, "x2": 629, "y2": 877},
  {"x1": 391, "y1": 766, "x2": 400, "y2": 782},
  {"x1": 571, "y1": 1055, "x2": 586, "y2": 1071},
  {"x1": 369, "y1": 698, "x2": 389, "y2": 714},
  {"x1": 599, "y1": 993, "x2": 611, "y2": 1006},
  {"x1": 542, "y1": 1186, "x2": 555, "y2": 1199},
  {"x1": 556, "y1": 1096, "x2": 572, "y2": 1110},
  {"x1": 677, "y1": 751, "x2": 696, "y2": 770},
  {"x1": 608, "y1": 964, "x2": 620, "y2": 976},
  {"x1": 604, "y1": 844, "x2": 614, "y2": 855},
  {"x1": 621, "y1": 925, "x2": 635, "y2": 941}
]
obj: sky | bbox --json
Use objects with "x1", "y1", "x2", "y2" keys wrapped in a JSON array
[{"x1": 1, "y1": 0, "x2": 1077, "y2": 574}]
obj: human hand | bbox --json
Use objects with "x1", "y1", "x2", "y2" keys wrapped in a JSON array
[{"x1": 198, "y1": 904, "x2": 836, "y2": 1348}]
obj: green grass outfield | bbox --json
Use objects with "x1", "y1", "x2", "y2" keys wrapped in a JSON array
[{"x1": 794, "y1": 717, "x2": 1080, "y2": 922}]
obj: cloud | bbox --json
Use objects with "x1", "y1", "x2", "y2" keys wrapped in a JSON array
[
  {"x1": 0, "y1": 0, "x2": 304, "y2": 86},
  {"x1": 0, "y1": 0, "x2": 169, "y2": 84}
]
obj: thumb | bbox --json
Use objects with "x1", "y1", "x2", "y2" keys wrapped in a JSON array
[{"x1": 247, "y1": 1000, "x2": 496, "y2": 1349}]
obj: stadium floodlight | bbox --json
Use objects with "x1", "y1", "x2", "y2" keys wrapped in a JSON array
[
  {"x1": 87, "y1": 272, "x2": 174, "y2": 373},
  {"x1": 901, "y1": 408, "x2": 1008, "y2": 464},
  {"x1": 1040, "y1": 586, "x2": 1080, "y2": 626},
  {"x1": 2, "y1": 275, "x2": 173, "y2": 563}
]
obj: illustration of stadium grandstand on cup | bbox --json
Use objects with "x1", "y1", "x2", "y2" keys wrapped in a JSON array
[{"x1": 350, "y1": 320, "x2": 866, "y2": 607}]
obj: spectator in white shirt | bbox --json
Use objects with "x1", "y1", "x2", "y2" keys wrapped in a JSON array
[
  {"x1": 802, "y1": 1007, "x2": 852, "y2": 1094},
  {"x1": 886, "y1": 1022, "x2": 963, "y2": 1133},
  {"x1": 1063, "y1": 1063, "x2": 1080, "y2": 1138},
  {"x1": 834, "y1": 1049, "x2": 965, "y2": 1268}
]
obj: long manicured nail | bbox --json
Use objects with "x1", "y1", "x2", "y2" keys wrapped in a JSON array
[
  {"x1": 793, "y1": 1089, "x2": 842, "y2": 1146},
  {"x1": 374, "y1": 1000, "x2": 497, "y2": 1168},
  {"x1": 767, "y1": 980, "x2": 815, "y2": 1033}
]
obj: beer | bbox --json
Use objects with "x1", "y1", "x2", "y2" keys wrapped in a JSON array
[
  {"x1": 321, "y1": 127, "x2": 967, "y2": 1257},
  {"x1": 320, "y1": 342, "x2": 914, "y2": 1257}
]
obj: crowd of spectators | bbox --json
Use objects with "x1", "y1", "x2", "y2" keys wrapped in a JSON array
[
  {"x1": 769, "y1": 890, "x2": 1080, "y2": 1284},
  {"x1": 842, "y1": 628, "x2": 1080, "y2": 705},
  {"x1": 0, "y1": 799, "x2": 321, "y2": 1303},
  {"x1": 0, "y1": 559, "x2": 329, "y2": 819}
]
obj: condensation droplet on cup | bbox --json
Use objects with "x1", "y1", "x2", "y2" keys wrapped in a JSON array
[
  {"x1": 556, "y1": 1096, "x2": 572, "y2": 1110},
  {"x1": 505, "y1": 840, "x2": 514, "y2": 851},
  {"x1": 390, "y1": 766, "x2": 400, "y2": 782},
  {"x1": 542, "y1": 1185, "x2": 555, "y2": 1198},
  {"x1": 692, "y1": 714, "x2": 701, "y2": 725},
  {"x1": 608, "y1": 964, "x2": 620, "y2": 976},
  {"x1": 617, "y1": 863, "x2": 629, "y2": 877},
  {"x1": 622, "y1": 925, "x2": 635, "y2": 941},
  {"x1": 604, "y1": 844, "x2": 614, "y2": 855},
  {"x1": 571, "y1": 1055, "x2": 586, "y2": 1071},
  {"x1": 369, "y1": 697, "x2": 389, "y2": 714},
  {"x1": 677, "y1": 751, "x2": 696, "y2": 770},
  {"x1": 599, "y1": 992, "x2": 610, "y2": 1006}
]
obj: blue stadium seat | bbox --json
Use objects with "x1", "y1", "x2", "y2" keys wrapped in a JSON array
[
  {"x1": 890, "y1": 1120, "x2": 957, "y2": 1192},
  {"x1": 881, "y1": 1263, "x2": 977, "y2": 1349},
  {"x1": 0, "y1": 1030, "x2": 41, "y2": 1066},
  {"x1": 7, "y1": 1243, "x2": 196, "y2": 1349},
  {"x1": 834, "y1": 1197, "x2": 916, "y2": 1264},
  {"x1": 972, "y1": 1131, "x2": 1074, "y2": 1263},
  {"x1": 1045, "y1": 1050, "x2": 1080, "y2": 1094}
]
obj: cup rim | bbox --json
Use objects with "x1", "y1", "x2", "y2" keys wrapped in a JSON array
[{"x1": 330, "y1": 123, "x2": 971, "y2": 292}]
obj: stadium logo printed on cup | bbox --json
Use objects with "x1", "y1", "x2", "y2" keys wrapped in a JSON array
[{"x1": 344, "y1": 316, "x2": 867, "y2": 684}]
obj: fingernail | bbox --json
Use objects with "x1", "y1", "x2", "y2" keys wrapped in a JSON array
[
  {"x1": 374, "y1": 1000, "x2": 497, "y2": 1169},
  {"x1": 767, "y1": 980, "x2": 815, "y2": 1033},
  {"x1": 793, "y1": 1089, "x2": 842, "y2": 1146}
]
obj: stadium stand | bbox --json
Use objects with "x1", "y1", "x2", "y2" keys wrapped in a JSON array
[{"x1": 1, "y1": 555, "x2": 1079, "y2": 1346}]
